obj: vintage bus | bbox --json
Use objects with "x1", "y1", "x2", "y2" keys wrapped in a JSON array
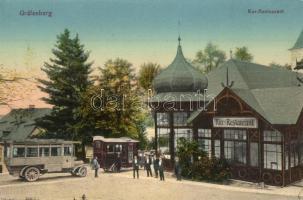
[
  {"x1": 93, "y1": 136, "x2": 139, "y2": 171},
  {"x1": 4, "y1": 139, "x2": 87, "y2": 181}
]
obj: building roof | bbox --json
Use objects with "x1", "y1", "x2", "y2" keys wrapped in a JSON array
[
  {"x1": 290, "y1": 29, "x2": 303, "y2": 50},
  {"x1": 5, "y1": 138, "x2": 79, "y2": 145},
  {"x1": 188, "y1": 59, "x2": 303, "y2": 125},
  {"x1": 207, "y1": 59, "x2": 300, "y2": 96},
  {"x1": 93, "y1": 136, "x2": 139, "y2": 143},
  {"x1": 0, "y1": 108, "x2": 51, "y2": 141},
  {"x1": 153, "y1": 39, "x2": 208, "y2": 93}
]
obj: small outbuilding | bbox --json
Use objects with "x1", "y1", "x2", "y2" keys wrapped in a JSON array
[{"x1": 93, "y1": 136, "x2": 139, "y2": 169}]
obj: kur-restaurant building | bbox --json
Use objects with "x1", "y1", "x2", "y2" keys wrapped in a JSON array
[{"x1": 149, "y1": 32, "x2": 303, "y2": 186}]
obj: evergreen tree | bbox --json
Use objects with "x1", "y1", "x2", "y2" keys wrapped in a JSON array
[{"x1": 36, "y1": 29, "x2": 93, "y2": 145}]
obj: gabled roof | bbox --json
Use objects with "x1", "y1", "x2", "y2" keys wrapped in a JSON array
[
  {"x1": 188, "y1": 59, "x2": 303, "y2": 125},
  {"x1": 207, "y1": 59, "x2": 300, "y2": 97},
  {"x1": 0, "y1": 108, "x2": 51, "y2": 141},
  {"x1": 290, "y1": 29, "x2": 303, "y2": 50}
]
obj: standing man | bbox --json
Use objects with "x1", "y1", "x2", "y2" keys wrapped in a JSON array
[
  {"x1": 116, "y1": 154, "x2": 122, "y2": 173},
  {"x1": 153, "y1": 155, "x2": 159, "y2": 178},
  {"x1": 145, "y1": 155, "x2": 153, "y2": 177},
  {"x1": 133, "y1": 155, "x2": 139, "y2": 179},
  {"x1": 159, "y1": 156, "x2": 165, "y2": 181},
  {"x1": 92, "y1": 156, "x2": 100, "y2": 178}
]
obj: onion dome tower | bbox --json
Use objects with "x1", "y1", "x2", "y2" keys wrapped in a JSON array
[
  {"x1": 153, "y1": 37, "x2": 208, "y2": 94},
  {"x1": 150, "y1": 37, "x2": 208, "y2": 164}
]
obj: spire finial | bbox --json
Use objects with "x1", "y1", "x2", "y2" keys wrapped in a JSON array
[{"x1": 178, "y1": 35, "x2": 181, "y2": 46}]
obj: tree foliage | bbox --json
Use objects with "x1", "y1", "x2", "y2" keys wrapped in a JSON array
[
  {"x1": 234, "y1": 46, "x2": 253, "y2": 62},
  {"x1": 82, "y1": 58, "x2": 147, "y2": 148},
  {"x1": 36, "y1": 29, "x2": 93, "y2": 143},
  {"x1": 193, "y1": 43, "x2": 226, "y2": 73},
  {"x1": 138, "y1": 62, "x2": 161, "y2": 91}
]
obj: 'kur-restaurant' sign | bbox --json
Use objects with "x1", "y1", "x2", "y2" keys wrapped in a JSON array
[{"x1": 213, "y1": 117, "x2": 258, "y2": 129}]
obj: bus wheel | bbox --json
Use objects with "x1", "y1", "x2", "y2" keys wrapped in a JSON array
[
  {"x1": 78, "y1": 167, "x2": 87, "y2": 177},
  {"x1": 24, "y1": 167, "x2": 40, "y2": 182}
]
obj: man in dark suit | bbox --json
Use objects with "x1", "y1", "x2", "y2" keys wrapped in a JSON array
[
  {"x1": 145, "y1": 155, "x2": 153, "y2": 177},
  {"x1": 159, "y1": 156, "x2": 165, "y2": 181},
  {"x1": 153, "y1": 155, "x2": 159, "y2": 178},
  {"x1": 132, "y1": 155, "x2": 139, "y2": 179}
]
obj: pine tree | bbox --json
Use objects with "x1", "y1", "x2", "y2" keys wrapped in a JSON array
[{"x1": 36, "y1": 29, "x2": 93, "y2": 144}]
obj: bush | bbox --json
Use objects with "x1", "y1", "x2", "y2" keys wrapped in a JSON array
[{"x1": 176, "y1": 138, "x2": 230, "y2": 183}]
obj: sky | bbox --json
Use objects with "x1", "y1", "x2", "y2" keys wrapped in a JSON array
[{"x1": 0, "y1": 0, "x2": 303, "y2": 113}]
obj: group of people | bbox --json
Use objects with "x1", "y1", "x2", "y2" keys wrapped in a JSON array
[
  {"x1": 132, "y1": 154, "x2": 165, "y2": 181},
  {"x1": 91, "y1": 154, "x2": 182, "y2": 181}
]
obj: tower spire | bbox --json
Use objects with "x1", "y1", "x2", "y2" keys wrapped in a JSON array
[{"x1": 178, "y1": 35, "x2": 181, "y2": 46}]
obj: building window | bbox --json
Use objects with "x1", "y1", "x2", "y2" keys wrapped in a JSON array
[
  {"x1": 285, "y1": 146, "x2": 289, "y2": 170},
  {"x1": 26, "y1": 147, "x2": 38, "y2": 157},
  {"x1": 197, "y1": 129, "x2": 211, "y2": 157},
  {"x1": 198, "y1": 129, "x2": 211, "y2": 138},
  {"x1": 175, "y1": 128, "x2": 193, "y2": 149},
  {"x1": 263, "y1": 130, "x2": 282, "y2": 170},
  {"x1": 264, "y1": 130, "x2": 282, "y2": 142},
  {"x1": 158, "y1": 128, "x2": 170, "y2": 154},
  {"x1": 13, "y1": 147, "x2": 25, "y2": 158},
  {"x1": 250, "y1": 143, "x2": 259, "y2": 167},
  {"x1": 223, "y1": 129, "x2": 247, "y2": 165},
  {"x1": 214, "y1": 140, "x2": 221, "y2": 158},
  {"x1": 264, "y1": 144, "x2": 282, "y2": 170},
  {"x1": 173, "y1": 112, "x2": 188, "y2": 126},
  {"x1": 156, "y1": 113, "x2": 169, "y2": 126},
  {"x1": 290, "y1": 142, "x2": 299, "y2": 168}
]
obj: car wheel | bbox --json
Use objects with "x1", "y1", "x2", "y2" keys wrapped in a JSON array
[{"x1": 24, "y1": 167, "x2": 40, "y2": 182}]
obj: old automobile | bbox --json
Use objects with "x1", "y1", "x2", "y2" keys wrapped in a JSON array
[{"x1": 4, "y1": 139, "x2": 87, "y2": 181}]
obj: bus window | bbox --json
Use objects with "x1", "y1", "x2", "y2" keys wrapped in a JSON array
[
  {"x1": 51, "y1": 146, "x2": 61, "y2": 156},
  {"x1": 115, "y1": 144, "x2": 123, "y2": 152},
  {"x1": 39, "y1": 147, "x2": 50, "y2": 157},
  {"x1": 13, "y1": 147, "x2": 25, "y2": 158},
  {"x1": 26, "y1": 147, "x2": 38, "y2": 157},
  {"x1": 64, "y1": 146, "x2": 72, "y2": 156},
  {"x1": 107, "y1": 145, "x2": 114, "y2": 153},
  {"x1": 95, "y1": 141, "x2": 101, "y2": 149}
]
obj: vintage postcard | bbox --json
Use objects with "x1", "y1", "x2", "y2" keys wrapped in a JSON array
[{"x1": 0, "y1": 0, "x2": 303, "y2": 199}]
